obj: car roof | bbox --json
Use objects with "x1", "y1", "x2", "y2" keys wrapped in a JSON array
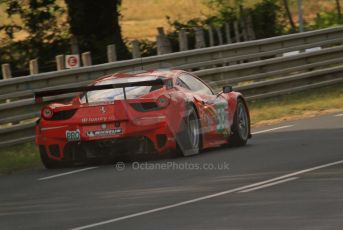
[{"x1": 94, "y1": 69, "x2": 183, "y2": 84}]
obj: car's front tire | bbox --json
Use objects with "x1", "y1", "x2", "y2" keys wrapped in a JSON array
[{"x1": 229, "y1": 98, "x2": 250, "y2": 146}]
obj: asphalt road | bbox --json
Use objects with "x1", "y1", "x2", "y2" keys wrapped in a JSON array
[{"x1": 1, "y1": 112, "x2": 343, "y2": 230}]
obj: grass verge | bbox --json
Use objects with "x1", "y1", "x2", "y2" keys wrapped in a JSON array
[
  {"x1": 0, "y1": 83, "x2": 342, "y2": 175},
  {"x1": 0, "y1": 143, "x2": 41, "y2": 175},
  {"x1": 249, "y1": 83, "x2": 343, "y2": 126}
]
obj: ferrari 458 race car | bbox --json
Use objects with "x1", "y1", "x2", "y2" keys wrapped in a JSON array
[{"x1": 35, "y1": 69, "x2": 251, "y2": 168}]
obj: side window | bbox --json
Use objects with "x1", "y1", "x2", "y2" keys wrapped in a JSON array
[
  {"x1": 176, "y1": 77, "x2": 190, "y2": 90},
  {"x1": 178, "y1": 74, "x2": 213, "y2": 95}
]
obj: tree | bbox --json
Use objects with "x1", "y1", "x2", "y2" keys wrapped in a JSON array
[
  {"x1": 252, "y1": 0, "x2": 283, "y2": 38},
  {"x1": 64, "y1": 0, "x2": 130, "y2": 62},
  {"x1": 0, "y1": 0, "x2": 66, "y2": 49},
  {"x1": 0, "y1": 0, "x2": 130, "y2": 77},
  {"x1": 0, "y1": 0, "x2": 68, "y2": 75},
  {"x1": 281, "y1": 0, "x2": 297, "y2": 32}
]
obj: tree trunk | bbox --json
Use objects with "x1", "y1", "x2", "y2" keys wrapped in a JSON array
[
  {"x1": 282, "y1": 0, "x2": 297, "y2": 32},
  {"x1": 64, "y1": 0, "x2": 130, "y2": 62},
  {"x1": 336, "y1": 0, "x2": 342, "y2": 22}
]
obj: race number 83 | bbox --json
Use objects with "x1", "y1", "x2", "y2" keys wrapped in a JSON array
[{"x1": 216, "y1": 104, "x2": 228, "y2": 132}]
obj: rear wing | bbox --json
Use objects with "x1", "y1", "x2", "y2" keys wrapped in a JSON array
[{"x1": 34, "y1": 78, "x2": 173, "y2": 103}]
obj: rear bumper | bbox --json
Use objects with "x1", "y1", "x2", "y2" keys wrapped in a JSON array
[{"x1": 36, "y1": 119, "x2": 177, "y2": 161}]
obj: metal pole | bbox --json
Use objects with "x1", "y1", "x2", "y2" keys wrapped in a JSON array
[{"x1": 297, "y1": 0, "x2": 304, "y2": 32}]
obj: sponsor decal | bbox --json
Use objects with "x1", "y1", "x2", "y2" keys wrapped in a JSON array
[
  {"x1": 81, "y1": 116, "x2": 115, "y2": 123},
  {"x1": 86, "y1": 128, "x2": 122, "y2": 137},
  {"x1": 215, "y1": 101, "x2": 229, "y2": 134},
  {"x1": 100, "y1": 106, "x2": 107, "y2": 114},
  {"x1": 203, "y1": 106, "x2": 216, "y2": 131},
  {"x1": 66, "y1": 129, "x2": 81, "y2": 141}
]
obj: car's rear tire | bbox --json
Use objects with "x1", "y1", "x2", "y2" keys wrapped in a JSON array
[
  {"x1": 176, "y1": 105, "x2": 201, "y2": 156},
  {"x1": 229, "y1": 98, "x2": 250, "y2": 146},
  {"x1": 39, "y1": 146, "x2": 67, "y2": 169}
]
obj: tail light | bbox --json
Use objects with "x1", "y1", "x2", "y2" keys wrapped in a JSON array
[
  {"x1": 156, "y1": 95, "x2": 170, "y2": 108},
  {"x1": 41, "y1": 106, "x2": 54, "y2": 120}
]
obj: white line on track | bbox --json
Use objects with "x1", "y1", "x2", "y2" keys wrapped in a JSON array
[
  {"x1": 335, "y1": 113, "x2": 343, "y2": 117},
  {"x1": 70, "y1": 159, "x2": 343, "y2": 230},
  {"x1": 238, "y1": 177, "x2": 298, "y2": 193},
  {"x1": 252, "y1": 125, "x2": 294, "y2": 135},
  {"x1": 38, "y1": 167, "x2": 98, "y2": 181}
]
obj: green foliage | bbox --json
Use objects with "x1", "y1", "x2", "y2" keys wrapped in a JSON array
[
  {"x1": 309, "y1": 11, "x2": 343, "y2": 30},
  {"x1": 0, "y1": 0, "x2": 69, "y2": 78},
  {"x1": 167, "y1": 16, "x2": 207, "y2": 30},
  {"x1": 205, "y1": 0, "x2": 238, "y2": 26},
  {"x1": 64, "y1": 0, "x2": 130, "y2": 63},
  {"x1": 0, "y1": 38, "x2": 69, "y2": 78},
  {"x1": 1, "y1": 0, "x2": 342, "y2": 79},
  {"x1": 0, "y1": 0, "x2": 131, "y2": 78},
  {"x1": 0, "y1": 0, "x2": 67, "y2": 43},
  {"x1": 131, "y1": 39, "x2": 157, "y2": 57},
  {"x1": 165, "y1": 16, "x2": 205, "y2": 51},
  {"x1": 140, "y1": 40, "x2": 157, "y2": 57},
  {"x1": 165, "y1": 18, "x2": 202, "y2": 51},
  {"x1": 250, "y1": 0, "x2": 283, "y2": 38},
  {"x1": 166, "y1": 0, "x2": 284, "y2": 47}
]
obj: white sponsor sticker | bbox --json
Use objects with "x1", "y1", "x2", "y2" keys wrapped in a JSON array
[{"x1": 86, "y1": 128, "x2": 122, "y2": 137}]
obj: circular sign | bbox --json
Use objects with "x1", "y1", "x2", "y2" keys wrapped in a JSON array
[
  {"x1": 65, "y1": 55, "x2": 80, "y2": 68},
  {"x1": 68, "y1": 57, "x2": 77, "y2": 66}
]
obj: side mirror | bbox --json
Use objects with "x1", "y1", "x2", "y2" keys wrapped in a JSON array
[{"x1": 223, "y1": 85, "x2": 233, "y2": 93}]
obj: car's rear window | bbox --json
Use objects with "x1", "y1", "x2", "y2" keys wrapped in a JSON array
[{"x1": 80, "y1": 76, "x2": 163, "y2": 103}]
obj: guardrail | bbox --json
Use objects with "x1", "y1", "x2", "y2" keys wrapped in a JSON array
[{"x1": 1, "y1": 26, "x2": 343, "y2": 147}]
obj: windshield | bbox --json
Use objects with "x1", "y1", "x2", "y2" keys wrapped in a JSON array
[{"x1": 80, "y1": 76, "x2": 163, "y2": 103}]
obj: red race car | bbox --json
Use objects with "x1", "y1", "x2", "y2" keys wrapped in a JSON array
[{"x1": 35, "y1": 69, "x2": 251, "y2": 168}]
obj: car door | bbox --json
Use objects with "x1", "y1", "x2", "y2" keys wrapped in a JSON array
[{"x1": 177, "y1": 73, "x2": 230, "y2": 147}]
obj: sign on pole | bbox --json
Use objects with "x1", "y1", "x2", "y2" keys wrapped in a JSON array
[
  {"x1": 65, "y1": 55, "x2": 80, "y2": 69},
  {"x1": 297, "y1": 0, "x2": 304, "y2": 32}
]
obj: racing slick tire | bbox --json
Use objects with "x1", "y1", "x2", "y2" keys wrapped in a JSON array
[
  {"x1": 176, "y1": 105, "x2": 201, "y2": 156},
  {"x1": 229, "y1": 98, "x2": 250, "y2": 146}
]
